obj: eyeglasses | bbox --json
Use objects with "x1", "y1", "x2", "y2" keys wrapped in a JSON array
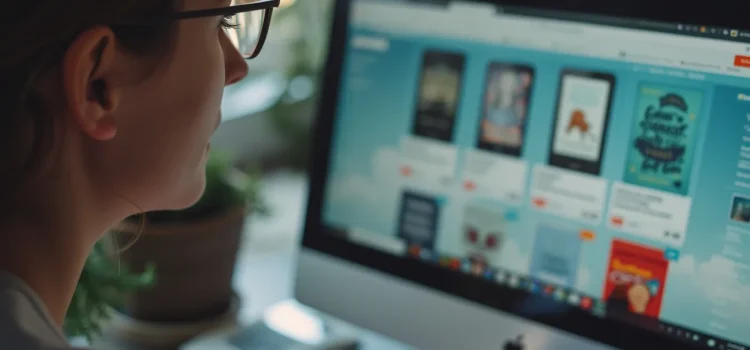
[
  {"x1": 172, "y1": 0, "x2": 280, "y2": 59},
  {"x1": 114, "y1": 0, "x2": 280, "y2": 60}
]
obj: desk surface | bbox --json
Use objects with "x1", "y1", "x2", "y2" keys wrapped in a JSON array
[{"x1": 92, "y1": 172, "x2": 411, "y2": 350}]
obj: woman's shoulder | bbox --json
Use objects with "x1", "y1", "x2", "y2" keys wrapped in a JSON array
[{"x1": 0, "y1": 272, "x2": 78, "y2": 350}]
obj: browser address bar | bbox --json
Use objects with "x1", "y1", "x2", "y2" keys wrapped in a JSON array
[
  {"x1": 543, "y1": 25, "x2": 733, "y2": 69},
  {"x1": 519, "y1": 13, "x2": 739, "y2": 67},
  {"x1": 352, "y1": 1, "x2": 745, "y2": 76},
  {"x1": 614, "y1": 40, "x2": 731, "y2": 70}
]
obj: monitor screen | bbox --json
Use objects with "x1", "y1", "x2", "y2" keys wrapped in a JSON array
[{"x1": 312, "y1": 0, "x2": 750, "y2": 349}]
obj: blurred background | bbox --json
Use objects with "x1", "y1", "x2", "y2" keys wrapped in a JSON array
[{"x1": 215, "y1": 0, "x2": 333, "y2": 171}]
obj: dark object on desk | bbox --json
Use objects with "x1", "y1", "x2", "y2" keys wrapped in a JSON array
[
  {"x1": 228, "y1": 323, "x2": 303, "y2": 349},
  {"x1": 503, "y1": 335, "x2": 525, "y2": 350},
  {"x1": 228, "y1": 322, "x2": 359, "y2": 350}
]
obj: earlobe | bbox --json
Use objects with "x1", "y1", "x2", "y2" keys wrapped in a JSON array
[
  {"x1": 62, "y1": 26, "x2": 120, "y2": 141},
  {"x1": 88, "y1": 116, "x2": 118, "y2": 141}
]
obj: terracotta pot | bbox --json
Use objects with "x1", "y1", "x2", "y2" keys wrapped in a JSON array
[{"x1": 109, "y1": 205, "x2": 247, "y2": 324}]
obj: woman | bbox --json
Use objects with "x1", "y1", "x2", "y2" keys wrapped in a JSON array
[{"x1": 0, "y1": 0, "x2": 278, "y2": 348}]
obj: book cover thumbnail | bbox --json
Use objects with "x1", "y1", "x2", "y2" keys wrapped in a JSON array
[
  {"x1": 623, "y1": 83, "x2": 703, "y2": 195},
  {"x1": 461, "y1": 204, "x2": 506, "y2": 275},
  {"x1": 603, "y1": 239, "x2": 669, "y2": 319},
  {"x1": 529, "y1": 224, "x2": 582, "y2": 288}
]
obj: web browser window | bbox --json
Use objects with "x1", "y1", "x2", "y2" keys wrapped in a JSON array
[{"x1": 321, "y1": 0, "x2": 750, "y2": 349}]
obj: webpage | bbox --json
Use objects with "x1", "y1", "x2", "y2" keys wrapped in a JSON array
[{"x1": 321, "y1": 0, "x2": 750, "y2": 347}]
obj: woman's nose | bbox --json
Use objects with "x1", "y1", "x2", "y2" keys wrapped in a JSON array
[{"x1": 222, "y1": 35, "x2": 250, "y2": 86}]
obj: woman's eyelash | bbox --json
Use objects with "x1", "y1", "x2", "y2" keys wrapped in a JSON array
[{"x1": 220, "y1": 15, "x2": 239, "y2": 29}]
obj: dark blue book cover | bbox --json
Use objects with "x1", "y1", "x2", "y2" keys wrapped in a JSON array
[{"x1": 623, "y1": 83, "x2": 703, "y2": 195}]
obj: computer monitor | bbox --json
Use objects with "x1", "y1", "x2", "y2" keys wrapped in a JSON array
[{"x1": 296, "y1": 0, "x2": 750, "y2": 349}]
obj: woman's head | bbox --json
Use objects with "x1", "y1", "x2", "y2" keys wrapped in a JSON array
[{"x1": 0, "y1": 0, "x2": 249, "y2": 220}]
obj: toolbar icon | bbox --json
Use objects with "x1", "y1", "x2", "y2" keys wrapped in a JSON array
[
  {"x1": 495, "y1": 271, "x2": 507, "y2": 284},
  {"x1": 508, "y1": 275, "x2": 520, "y2": 288},
  {"x1": 568, "y1": 293, "x2": 580, "y2": 306},
  {"x1": 554, "y1": 288, "x2": 566, "y2": 301}
]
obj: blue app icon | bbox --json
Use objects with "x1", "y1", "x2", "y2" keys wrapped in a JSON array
[
  {"x1": 435, "y1": 196, "x2": 449, "y2": 207},
  {"x1": 528, "y1": 281, "x2": 539, "y2": 293},
  {"x1": 646, "y1": 279, "x2": 661, "y2": 296},
  {"x1": 461, "y1": 261, "x2": 472, "y2": 273},
  {"x1": 420, "y1": 250, "x2": 432, "y2": 261},
  {"x1": 664, "y1": 248, "x2": 680, "y2": 261},
  {"x1": 504, "y1": 210, "x2": 520, "y2": 222}
]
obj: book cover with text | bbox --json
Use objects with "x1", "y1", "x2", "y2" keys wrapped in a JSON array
[
  {"x1": 623, "y1": 84, "x2": 703, "y2": 195},
  {"x1": 603, "y1": 239, "x2": 669, "y2": 319}
]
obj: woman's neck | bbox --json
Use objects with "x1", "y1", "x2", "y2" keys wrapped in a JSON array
[
  {"x1": 0, "y1": 135, "x2": 140, "y2": 328},
  {"x1": 0, "y1": 225, "x2": 89, "y2": 326},
  {"x1": 0, "y1": 167, "x2": 126, "y2": 327}
]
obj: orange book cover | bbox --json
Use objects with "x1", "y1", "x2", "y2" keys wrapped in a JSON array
[{"x1": 603, "y1": 239, "x2": 669, "y2": 318}]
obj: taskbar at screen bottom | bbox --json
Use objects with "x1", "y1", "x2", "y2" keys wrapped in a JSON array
[
  {"x1": 404, "y1": 244, "x2": 745, "y2": 350},
  {"x1": 331, "y1": 226, "x2": 749, "y2": 350}
]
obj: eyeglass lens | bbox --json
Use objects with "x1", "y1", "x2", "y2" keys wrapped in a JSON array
[{"x1": 224, "y1": 3, "x2": 268, "y2": 58}]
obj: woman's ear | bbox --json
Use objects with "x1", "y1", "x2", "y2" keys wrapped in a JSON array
[{"x1": 62, "y1": 26, "x2": 120, "y2": 141}]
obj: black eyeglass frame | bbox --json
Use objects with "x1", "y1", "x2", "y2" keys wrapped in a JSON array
[{"x1": 112, "y1": 0, "x2": 281, "y2": 59}]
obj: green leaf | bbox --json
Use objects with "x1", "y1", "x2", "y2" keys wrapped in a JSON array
[{"x1": 64, "y1": 241, "x2": 157, "y2": 341}]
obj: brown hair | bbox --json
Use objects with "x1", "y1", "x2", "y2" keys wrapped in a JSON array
[{"x1": 0, "y1": 1, "x2": 180, "y2": 211}]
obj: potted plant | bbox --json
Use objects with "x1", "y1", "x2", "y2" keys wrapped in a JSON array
[
  {"x1": 64, "y1": 241, "x2": 156, "y2": 343},
  {"x1": 96, "y1": 151, "x2": 269, "y2": 347}
]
